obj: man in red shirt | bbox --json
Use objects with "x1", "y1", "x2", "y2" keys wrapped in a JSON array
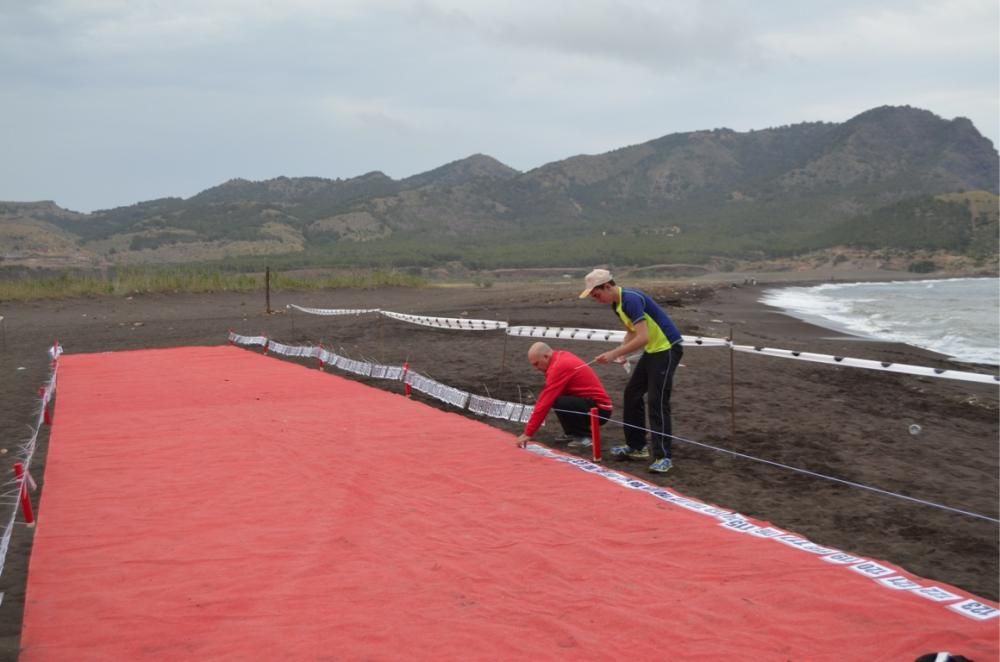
[{"x1": 516, "y1": 342, "x2": 613, "y2": 448}]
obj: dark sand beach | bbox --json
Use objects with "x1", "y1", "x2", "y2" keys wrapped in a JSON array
[{"x1": 0, "y1": 275, "x2": 996, "y2": 659}]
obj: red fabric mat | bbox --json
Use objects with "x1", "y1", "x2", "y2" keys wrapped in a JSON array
[{"x1": 20, "y1": 346, "x2": 998, "y2": 660}]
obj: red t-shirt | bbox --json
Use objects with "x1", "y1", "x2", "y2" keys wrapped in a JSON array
[{"x1": 525, "y1": 350, "x2": 613, "y2": 436}]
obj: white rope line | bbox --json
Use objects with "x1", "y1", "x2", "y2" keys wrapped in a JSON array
[
  {"x1": 234, "y1": 330, "x2": 997, "y2": 524},
  {"x1": 550, "y1": 407, "x2": 999, "y2": 524},
  {"x1": 507, "y1": 325, "x2": 729, "y2": 348},
  {"x1": 732, "y1": 344, "x2": 999, "y2": 385},
  {"x1": 507, "y1": 325, "x2": 625, "y2": 342},
  {"x1": 286, "y1": 304, "x2": 381, "y2": 316},
  {"x1": 381, "y1": 311, "x2": 508, "y2": 330},
  {"x1": 287, "y1": 305, "x2": 997, "y2": 384},
  {"x1": 523, "y1": 444, "x2": 999, "y2": 620},
  {"x1": 0, "y1": 343, "x2": 60, "y2": 578}
]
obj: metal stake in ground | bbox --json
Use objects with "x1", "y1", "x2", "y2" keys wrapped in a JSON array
[{"x1": 729, "y1": 326, "x2": 736, "y2": 439}]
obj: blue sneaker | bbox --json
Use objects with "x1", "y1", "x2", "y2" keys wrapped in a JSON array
[{"x1": 648, "y1": 458, "x2": 673, "y2": 474}]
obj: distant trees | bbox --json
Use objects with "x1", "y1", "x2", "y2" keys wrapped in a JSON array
[{"x1": 908, "y1": 260, "x2": 937, "y2": 273}]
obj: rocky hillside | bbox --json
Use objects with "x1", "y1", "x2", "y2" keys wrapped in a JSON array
[{"x1": 1, "y1": 105, "x2": 996, "y2": 269}]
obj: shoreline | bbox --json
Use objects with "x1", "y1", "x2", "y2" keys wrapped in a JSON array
[
  {"x1": 677, "y1": 282, "x2": 993, "y2": 381},
  {"x1": 751, "y1": 278, "x2": 999, "y2": 368},
  {"x1": 668, "y1": 265, "x2": 999, "y2": 296}
]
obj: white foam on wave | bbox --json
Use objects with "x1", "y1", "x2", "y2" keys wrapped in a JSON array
[
  {"x1": 759, "y1": 287, "x2": 868, "y2": 338},
  {"x1": 760, "y1": 278, "x2": 1000, "y2": 366}
]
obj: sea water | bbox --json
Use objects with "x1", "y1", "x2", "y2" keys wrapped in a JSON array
[{"x1": 759, "y1": 278, "x2": 1000, "y2": 366}]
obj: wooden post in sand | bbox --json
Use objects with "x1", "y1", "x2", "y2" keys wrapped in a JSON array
[
  {"x1": 265, "y1": 266, "x2": 272, "y2": 315},
  {"x1": 729, "y1": 326, "x2": 736, "y2": 438},
  {"x1": 497, "y1": 323, "x2": 510, "y2": 393},
  {"x1": 378, "y1": 314, "x2": 384, "y2": 363}
]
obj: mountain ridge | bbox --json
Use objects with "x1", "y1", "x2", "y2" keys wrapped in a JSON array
[{"x1": 2, "y1": 105, "x2": 997, "y2": 270}]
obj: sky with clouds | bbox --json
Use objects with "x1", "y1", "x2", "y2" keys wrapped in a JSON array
[{"x1": 2, "y1": 0, "x2": 997, "y2": 212}]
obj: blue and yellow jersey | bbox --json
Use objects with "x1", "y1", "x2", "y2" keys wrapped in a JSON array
[{"x1": 613, "y1": 287, "x2": 683, "y2": 353}]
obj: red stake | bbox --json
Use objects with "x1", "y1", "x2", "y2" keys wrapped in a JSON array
[
  {"x1": 13, "y1": 463, "x2": 34, "y2": 526},
  {"x1": 39, "y1": 387, "x2": 52, "y2": 425},
  {"x1": 403, "y1": 362, "x2": 412, "y2": 398},
  {"x1": 590, "y1": 407, "x2": 602, "y2": 462}
]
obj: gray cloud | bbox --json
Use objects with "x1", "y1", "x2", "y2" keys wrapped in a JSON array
[
  {"x1": 409, "y1": 1, "x2": 762, "y2": 72},
  {"x1": 0, "y1": 0, "x2": 996, "y2": 211}
]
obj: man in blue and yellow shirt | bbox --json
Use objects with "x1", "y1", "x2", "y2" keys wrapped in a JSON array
[{"x1": 580, "y1": 268, "x2": 684, "y2": 474}]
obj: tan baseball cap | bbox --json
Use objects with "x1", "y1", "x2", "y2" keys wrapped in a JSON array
[{"x1": 579, "y1": 268, "x2": 613, "y2": 298}]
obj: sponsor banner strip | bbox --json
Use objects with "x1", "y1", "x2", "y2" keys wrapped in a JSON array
[
  {"x1": 266, "y1": 340, "x2": 319, "y2": 359},
  {"x1": 467, "y1": 394, "x2": 534, "y2": 424},
  {"x1": 230, "y1": 335, "x2": 535, "y2": 423},
  {"x1": 229, "y1": 332, "x2": 267, "y2": 347},
  {"x1": 338, "y1": 357, "x2": 373, "y2": 377},
  {"x1": 404, "y1": 371, "x2": 470, "y2": 409}
]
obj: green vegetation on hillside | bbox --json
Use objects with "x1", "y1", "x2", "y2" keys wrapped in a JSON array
[
  {"x1": 814, "y1": 193, "x2": 999, "y2": 257},
  {"x1": 0, "y1": 266, "x2": 424, "y2": 301},
  {"x1": 2, "y1": 106, "x2": 997, "y2": 272}
]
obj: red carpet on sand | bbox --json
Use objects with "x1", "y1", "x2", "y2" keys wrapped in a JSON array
[{"x1": 19, "y1": 346, "x2": 999, "y2": 660}]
